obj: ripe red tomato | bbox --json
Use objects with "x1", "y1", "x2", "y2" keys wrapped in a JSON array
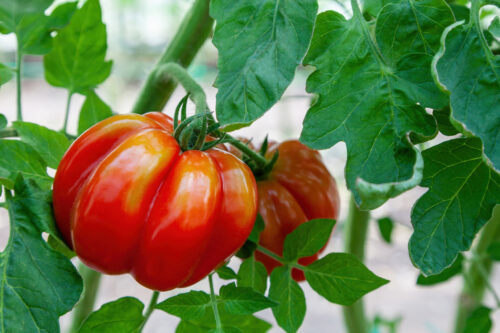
[
  {"x1": 254, "y1": 140, "x2": 340, "y2": 281},
  {"x1": 53, "y1": 112, "x2": 257, "y2": 291}
]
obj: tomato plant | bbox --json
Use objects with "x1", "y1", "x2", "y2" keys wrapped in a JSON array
[{"x1": 0, "y1": 0, "x2": 499, "y2": 332}]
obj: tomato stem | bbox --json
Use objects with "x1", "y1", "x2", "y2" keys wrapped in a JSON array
[
  {"x1": 342, "y1": 195, "x2": 370, "y2": 333},
  {"x1": 140, "y1": 290, "x2": 160, "y2": 331},
  {"x1": 62, "y1": 91, "x2": 74, "y2": 133},
  {"x1": 454, "y1": 205, "x2": 500, "y2": 332},
  {"x1": 223, "y1": 136, "x2": 269, "y2": 168},
  {"x1": 69, "y1": 264, "x2": 102, "y2": 332},
  {"x1": 208, "y1": 273, "x2": 223, "y2": 330},
  {"x1": 131, "y1": 0, "x2": 213, "y2": 114},
  {"x1": 15, "y1": 47, "x2": 23, "y2": 121}
]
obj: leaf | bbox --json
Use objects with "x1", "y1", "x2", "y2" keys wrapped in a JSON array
[
  {"x1": 44, "y1": 0, "x2": 112, "y2": 94},
  {"x1": 268, "y1": 266, "x2": 305, "y2": 333},
  {"x1": 487, "y1": 242, "x2": 500, "y2": 261},
  {"x1": 0, "y1": 0, "x2": 56, "y2": 54},
  {"x1": 216, "y1": 265, "x2": 238, "y2": 280},
  {"x1": 433, "y1": 11, "x2": 500, "y2": 171},
  {"x1": 0, "y1": 177, "x2": 83, "y2": 333},
  {"x1": 283, "y1": 219, "x2": 335, "y2": 261},
  {"x1": 47, "y1": 1, "x2": 78, "y2": 31},
  {"x1": 409, "y1": 138, "x2": 500, "y2": 275},
  {"x1": 301, "y1": 6, "x2": 444, "y2": 209},
  {"x1": 237, "y1": 215, "x2": 265, "y2": 259},
  {"x1": 13, "y1": 121, "x2": 70, "y2": 169},
  {"x1": 377, "y1": 217, "x2": 394, "y2": 244},
  {"x1": 462, "y1": 306, "x2": 492, "y2": 333},
  {"x1": 156, "y1": 291, "x2": 212, "y2": 320},
  {"x1": 490, "y1": 17, "x2": 500, "y2": 39},
  {"x1": 0, "y1": 113, "x2": 6, "y2": 128},
  {"x1": 0, "y1": 63, "x2": 13, "y2": 86},
  {"x1": 176, "y1": 305, "x2": 271, "y2": 333},
  {"x1": 237, "y1": 255, "x2": 268, "y2": 294},
  {"x1": 433, "y1": 107, "x2": 460, "y2": 136},
  {"x1": 304, "y1": 253, "x2": 389, "y2": 306},
  {"x1": 211, "y1": 0, "x2": 318, "y2": 130},
  {"x1": 0, "y1": 139, "x2": 52, "y2": 189},
  {"x1": 78, "y1": 297, "x2": 144, "y2": 333},
  {"x1": 416, "y1": 254, "x2": 463, "y2": 286},
  {"x1": 78, "y1": 90, "x2": 113, "y2": 135},
  {"x1": 219, "y1": 283, "x2": 277, "y2": 315}
]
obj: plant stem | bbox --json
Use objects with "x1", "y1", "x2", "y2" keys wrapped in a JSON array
[
  {"x1": 69, "y1": 264, "x2": 102, "y2": 332},
  {"x1": 223, "y1": 136, "x2": 268, "y2": 167},
  {"x1": 342, "y1": 195, "x2": 370, "y2": 333},
  {"x1": 131, "y1": 0, "x2": 213, "y2": 114},
  {"x1": 208, "y1": 273, "x2": 223, "y2": 331},
  {"x1": 16, "y1": 49, "x2": 23, "y2": 121},
  {"x1": 454, "y1": 205, "x2": 500, "y2": 333},
  {"x1": 256, "y1": 244, "x2": 285, "y2": 263},
  {"x1": 144, "y1": 63, "x2": 208, "y2": 115},
  {"x1": 62, "y1": 91, "x2": 73, "y2": 133},
  {"x1": 139, "y1": 290, "x2": 160, "y2": 331},
  {"x1": 0, "y1": 128, "x2": 18, "y2": 138}
]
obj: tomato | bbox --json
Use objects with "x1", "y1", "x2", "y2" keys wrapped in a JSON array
[
  {"x1": 52, "y1": 112, "x2": 257, "y2": 291},
  {"x1": 254, "y1": 140, "x2": 340, "y2": 281}
]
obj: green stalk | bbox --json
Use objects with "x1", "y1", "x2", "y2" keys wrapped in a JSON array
[
  {"x1": 0, "y1": 128, "x2": 18, "y2": 138},
  {"x1": 139, "y1": 291, "x2": 160, "y2": 331},
  {"x1": 16, "y1": 48, "x2": 23, "y2": 121},
  {"x1": 69, "y1": 264, "x2": 102, "y2": 332},
  {"x1": 342, "y1": 196, "x2": 370, "y2": 333},
  {"x1": 62, "y1": 91, "x2": 73, "y2": 133},
  {"x1": 131, "y1": 0, "x2": 213, "y2": 114},
  {"x1": 454, "y1": 205, "x2": 500, "y2": 333},
  {"x1": 209, "y1": 274, "x2": 223, "y2": 330}
]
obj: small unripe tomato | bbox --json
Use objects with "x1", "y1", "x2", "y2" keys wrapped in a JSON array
[{"x1": 53, "y1": 112, "x2": 257, "y2": 291}]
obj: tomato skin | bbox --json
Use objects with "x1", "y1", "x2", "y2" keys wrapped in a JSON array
[
  {"x1": 53, "y1": 112, "x2": 257, "y2": 291},
  {"x1": 254, "y1": 140, "x2": 340, "y2": 281}
]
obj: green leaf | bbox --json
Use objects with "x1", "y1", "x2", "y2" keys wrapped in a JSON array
[
  {"x1": 416, "y1": 254, "x2": 463, "y2": 286},
  {"x1": 490, "y1": 17, "x2": 500, "y2": 38},
  {"x1": 237, "y1": 255, "x2": 268, "y2": 294},
  {"x1": 13, "y1": 121, "x2": 70, "y2": 169},
  {"x1": 0, "y1": 63, "x2": 13, "y2": 86},
  {"x1": 462, "y1": 306, "x2": 492, "y2": 333},
  {"x1": 376, "y1": 0, "x2": 453, "y2": 109},
  {"x1": 156, "y1": 291, "x2": 211, "y2": 320},
  {"x1": 362, "y1": 0, "x2": 393, "y2": 18},
  {"x1": 44, "y1": 0, "x2": 112, "y2": 94},
  {"x1": 268, "y1": 266, "x2": 305, "y2": 333},
  {"x1": 304, "y1": 253, "x2": 389, "y2": 306},
  {"x1": 0, "y1": 0, "x2": 56, "y2": 54},
  {"x1": 78, "y1": 297, "x2": 144, "y2": 333},
  {"x1": 0, "y1": 113, "x2": 6, "y2": 128},
  {"x1": 487, "y1": 242, "x2": 500, "y2": 261},
  {"x1": 78, "y1": 90, "x2": 113, "y2": 135},
  {"x1": 47, "y1": 1, "x2": 78, "y2": 31},
  {"x1": 48, "y1": 234, "x2": 76, "y2": 259},
  {"x1": 0, "y1": 139, "x2": 52, "y2": 189},
  {"x1": 409, "y1": 138, "x2": 500, "y2": 275},
  {"x1": 237, "y1": 215, "x2": 265, "y2": 259},
  {"x1": 176, "y1": 306, "x2": 271, "y2": 333},
  {"x1": 301, "y1": 7, "x2": 443, "y2": 209},
  {"x1": 211, "y1": 0, "x2": 318, "y2": 130},
  {"x1": 216, "y1": 265, "x2": 238, "y2": 280},
  {"x1": 283, "y1": 219, "x2": 335, "y2": 261},
  {"x1": 219, "y1": 283, "x2": 277, "y2": 315},
  {"x1": 433, "y1": 107, "x2": 460, "y2": 136},
  {"x1": 0, "y1": 177, "x2": 83, "y2": 333},
  {"x1": 433, "y1": 12, "x2": 500, "y2": 171},
  {"x1": 377, "y1": 217, "x2": 394, "y2": 244}
]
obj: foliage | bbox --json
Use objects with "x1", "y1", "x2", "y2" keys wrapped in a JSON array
[{"x1": 0, "y1": 0, "x2": 499, "y2": 331}]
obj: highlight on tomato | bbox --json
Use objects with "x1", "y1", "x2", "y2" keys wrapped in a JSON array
[{"x1": 52, "y1": 112, "x2": 258, "y2": 291}]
